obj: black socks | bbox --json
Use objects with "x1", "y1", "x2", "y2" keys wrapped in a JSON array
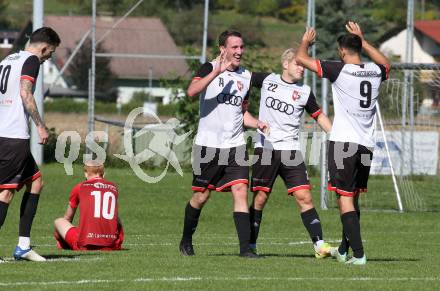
[
  {"x1": 249, "y1": 207, "x2": 263, "y2": 244},
  {"x1": 19, "y1": 193, "x2": 40, "y2": 237},
  {"x1": 181, "y1": 202, "x2": 201, "y2": 243},
  {"x1": 339, "y1": 210, "x2": 360, "y2": 254},
  {"x1": 0, "y1": 201, "x2": 9, "y2": 230},
  {"x1": 300, "y1": 208, "x2": 323, "y2": 243},
  {"x1": 233, "y1": 212, "x2": 251, "y2": 254},
  {"x1": 341, "y1": 211, "x2": 364, "y2": 258}
]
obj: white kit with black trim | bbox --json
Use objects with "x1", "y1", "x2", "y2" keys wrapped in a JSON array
[
  {"x1": 317, "y1": 60, "x2": 389, "y2": 148},
  {"x1": 252, "y1": 73, "x2": 321, "y2": 150},
  {"x1": 193, "y1": 61, "x2": 251, "y2": 148},
  {"x1": 0, "y1": 51, "x2": 40, "y2": 139}
]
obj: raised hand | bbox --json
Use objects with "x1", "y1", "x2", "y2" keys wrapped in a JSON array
[
  {"x1": 301, "y1": 27, "x2": 316, "y2": 46},
  {"x1": 345, "y1": 21, "x2": 364, "y2": 40},
  {"x1": 213, "y1": 50, "x2": 232, "y2": 75}
]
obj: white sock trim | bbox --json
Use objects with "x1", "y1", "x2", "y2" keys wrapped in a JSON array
[{"x1": 18, "y1": 236, "x2": 30, "y2": 249}]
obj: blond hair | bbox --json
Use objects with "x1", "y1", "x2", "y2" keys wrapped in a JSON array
[
  {"x1": 84, "y1": 160, "x2": 105, "y2": 177},
  {"x1": 281, "y1": 48, "x2": 296, "y2": 65}
]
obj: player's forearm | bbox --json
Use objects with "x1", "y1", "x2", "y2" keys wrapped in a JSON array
[
  {"x1": 296, "y1": 41, "x2": 310, "y2": 66},
  {"x1": 187, "y1": 71, "x2": 219, "y2": 97},
  {"x1": 296, "y1": 42, "x2": 318, "y2": 73},
  {"x1": 64, "y1": 206, "x2": 76, "y2": 222},
  {"x1": 317, "y1": 113, "x2": 332, "y2": 133},
  {"x1": 20, "y1": 91, "x2": 45, "y2": 128},
  {"x1": 243, "y1": 111, "x2": 260, "y2": 129},
  {"x1": 362, "y1": 39, "x2": 389, "y2": 66}
]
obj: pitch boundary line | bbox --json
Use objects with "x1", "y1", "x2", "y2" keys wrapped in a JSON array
[{"x1": 0, "y1": 276, "x2": 439, "y2": 286}]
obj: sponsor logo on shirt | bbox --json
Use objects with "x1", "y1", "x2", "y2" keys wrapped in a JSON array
[
  {"x1": 87, "y1": 232, "x2": 117, "y2": 239},
  {"x1": 216, "y1": 93, "x2": 243, "y2": 106},
  {"x1": 351, "y1": 71, "x2": 381, "y2": 77},
  {"x1": 265, "y1": 97, "x2": 294, "y2": 115}
]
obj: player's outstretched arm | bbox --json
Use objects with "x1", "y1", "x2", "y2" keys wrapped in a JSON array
[
  {"x1": 187, "y1": 50, "x2": 232, "y2": 97},
  {"x1": 296, "y1": 27, "x2": 320, "y2": 73},
  {"x1": 316, "y1": 113, "x2": 332, "y2": 133},
  {"x1": 346, "y1": 21, "x2": 390, "y2": 66},
  {"x1": 20, "y1": 79, "x2": 49, "y2": 144}
]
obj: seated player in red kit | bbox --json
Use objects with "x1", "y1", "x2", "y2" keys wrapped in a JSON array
[{"x1": 53, "y1": 160, "x2": 124, "y2": 250}]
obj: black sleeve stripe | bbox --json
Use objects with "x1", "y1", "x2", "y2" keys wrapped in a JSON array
[
  {"x1": 320, "y1": 60, "x2": 344, "y2": 83},
  {"x1": 21, "y1": 55, "x2": 40, "y2": 82},
  {"x1": 305, "y1": 90, "x2": 321, "y2": 117},
  {"x1": 194, "y1": 62, "x2": 213, "y2": 79},
  {"x1": 250, "y1": 72, "x2": 270, "y2": 89},
  {"x1": 377, "y1": 64, "x2": 389, "y2": 81}
]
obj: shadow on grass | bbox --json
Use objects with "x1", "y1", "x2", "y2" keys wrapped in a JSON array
[
  {"x1": 208, "y1": 253, "x2": 421, "y2": 262},
  {"x1": 258, "y1": 253, "x2": 314, "y2": 258},
  {"x1": 208, "y1": 253, "x2": 314, "y2": 258},
  {"x1": 367, "y1": 257, "x2": 420, "y2": 262},
  {"x1": 44, "y1": 253, "x2": 98, "y2": 260}
]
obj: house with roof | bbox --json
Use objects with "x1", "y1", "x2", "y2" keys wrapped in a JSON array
[
  {"x1": 14, "y1": 15, "x2": 190, "y2": 104},
  {"x1": 380, "y1": 20, "x2": 440, "y2": 111}
]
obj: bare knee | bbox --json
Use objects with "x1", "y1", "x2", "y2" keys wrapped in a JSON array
[
  {"x1": 30, "y1": 177, "x2": 44, "y2": 194},
  {"x1": 0, "y1": 190, "x2": 14, "y2": 204},
  {"x1": 54, "y1": 217, "x2": 64, "y2": 229},
  {"x1": 293, "y1": 190, "x2": 314, "y2": 212},
  {"x1": 253, "y1": 191, "x2": 269, "y2": 210},
  {"x1": 190, "y1": 190, "x2": 210, "y2": 209},
  {"x1": 231, "y1": 183, "x2": 249, "y2": 212},
  {"x1": 232, "y1": 183, "x2": 247, "y2": 195},
  {"x1": 338, "y1": 195, "x2": 355, "y2": 214}
]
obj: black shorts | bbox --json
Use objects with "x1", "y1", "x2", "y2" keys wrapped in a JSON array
[
  {"x1": 0, "y1": 137, "x2": 40, "y2": 190},
  {"x1": 192, "y1": 145, "x2": 249, "y2": 192},
  {"x1": 327, "y1": 141, "x2": 373, "y2": 197},
  {"x1": 251, "y1": 148, "x2": 310, "y2": 195}
]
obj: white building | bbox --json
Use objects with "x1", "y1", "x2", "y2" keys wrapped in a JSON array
[{"x1": 380, "y1": 20, "x2": 440, "y2": 110}]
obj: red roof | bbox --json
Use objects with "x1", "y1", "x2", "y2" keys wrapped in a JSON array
[
  {"x1": 415, "y1": 20, "x2": 440, "y2": 44},
  {"x1": 45, "y1": 15, "x2": 190, "y2": 80}
]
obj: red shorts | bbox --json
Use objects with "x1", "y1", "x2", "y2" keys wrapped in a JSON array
[{"x1": 55, "y1": 226, "x2": 124, "y2": 251}]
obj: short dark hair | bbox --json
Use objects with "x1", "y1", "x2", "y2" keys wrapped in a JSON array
[
  {"x1": 337, "y1": 33, "x2": 362, "y2": 54},
  {"x1": 30, "y1": 27, "x2": 61, "y2": 46},
  {"x1": 218, "y1": 30, "x2": 242, "y2": 46}
]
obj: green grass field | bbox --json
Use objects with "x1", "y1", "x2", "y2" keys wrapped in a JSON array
[{"x1": 0, "y1": 163, "x2": 439, "y2": 290}]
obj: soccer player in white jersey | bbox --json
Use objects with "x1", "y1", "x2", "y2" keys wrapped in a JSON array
[
  {"x1": 0, "y1": 27, "x2": 60, "y2": 262},
  {"x1": 179, "y1": 31, "x2": 268, "y2": 258},
  {"x1": 296, "y1": 22, "x2": 390, "y2": 265},
  {"x1": 249, "y1": 49, "x2": 333, "y2": 258}
]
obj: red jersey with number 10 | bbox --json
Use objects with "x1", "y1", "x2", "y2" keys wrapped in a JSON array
[{"x1": 69, "y1": 177, "x2": 121, "y2": 248}]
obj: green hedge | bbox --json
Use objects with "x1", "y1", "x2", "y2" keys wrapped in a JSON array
[{"x1": 45, "y1": 98, "x2": 178, "y2": 116}]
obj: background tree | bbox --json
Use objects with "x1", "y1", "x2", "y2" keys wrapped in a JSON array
[
  {"x1": 69, "y1": 38, "x2": 117, "y2": 102},
  {"x1": 0, "y1": 0, "x2": 10, "y2": 29},
  {"x1": 315, "y1": 0, "x2": 383, "y2": 60}
]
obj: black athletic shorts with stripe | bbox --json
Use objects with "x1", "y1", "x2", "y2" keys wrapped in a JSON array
[
  {"x1": 251, "y1": 147, "x2": 310, "y2": 195},
  {"x1": 0, "y1": 137, "x2": 40, "y2": 190},
  {"x1": 327, "y1": 141, "x2": 373, "y2": 197},
  {"x1": 192, "y1": 145, "x2": 249, "y2": 192}
]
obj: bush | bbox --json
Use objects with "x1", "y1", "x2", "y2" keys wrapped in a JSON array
[
  {"x1": 45, "y1": 98, "x2": 88, "y2": 113},
  {"x1": 45, "y1": 97, "x2": 177, "y2": 117},
  {"x1": 158, "y1": 103, "x2": 178, "y2": 116}
]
